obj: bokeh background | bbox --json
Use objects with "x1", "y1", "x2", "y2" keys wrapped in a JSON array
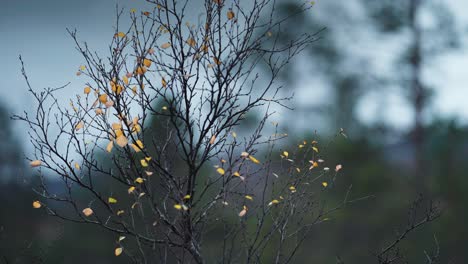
[{"x1": 1, "y1": 0, "x2": 468, "y2": 263}]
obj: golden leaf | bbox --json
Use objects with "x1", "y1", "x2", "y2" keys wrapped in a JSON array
[
  {"x1": 312, "y1": 146, "x2": 319, "y2": 153},
  {"x1": 216, "y1": 167, "x2": 225, "y2": 175},
  {"x1": 162, "y1": 77, "x2": 167, "y2": 88},
  {"x1": 239, "y1": 205, "x2": 247, "y2": 217},
  {"x1": 82, "y1": 207, "x2": 93, "y2": 217},
  {"x1": 75, "y1": 121, "x2": 84, "y2": 131},
  {"x1": 84, "y1": 86, "x2": 91, "y2": 94},
  {"x1": 106, "y1": 141, "x2": 114, "y2": 153},
  {"x1": 245, "y1": 195, "x2": 253, "y2": 201},
  {"x1": 108, "y1": 197, "x2": 118, "y2": 204},
  {"x1": 136, "y1": 66, "x2": 147, "y2": 76},
  {"x1": 161, "y1": 42, "x2": 171, "y2": 49},
  {"x1": 174, "y1": 204, "x2": 182, "y2": 210},
  {"x1": 74, "y1": 162, "x2": 80, "y2": 170},
  {"x1": 227, "y1": 10, "x2": 235, "y2": 20},
  {"x1": 209, "y1": 135, "x2": 216, "y2": 144},
  {"x1": 128, "y1": 186, "x2": 136, "y2": 194},
  {"x1": 130, "y1": 144, "x2": 141, "y2": 152},
  {"x1": 30, "y1": 160, "x2": 42, "y2": 167},
  {"x1": 116, "y1": 32, "x2": 126, "y2": 38},
  {"x1": 140, "y1": 159, "x2": 149, "y2": 167},
  {"x1": 322, "y1": 182, "x2": 328, "y2": 187},
  {"x1": 143, "y1": 58, "x2": 152, "y2": 68},
  {"x1": 99, "y1": 94, "x2": 108, "y2": 104},
  {"x1": 115, "y1": 247, "x2": 123, "y2": 256},
  {"x1": 134, "y1": 177, "x2": 144, "y2": 184},
  {"x1": 268, "y1": 199, "x2": 279, "y2": 206},
  {"x1": 32, "y1": 201, "x2": 41, "y2": 209},
  {"x1": 282, "y1": 151, "x2": 289, "y2": 158},
  {"x1": 183, "y1": 194, "x2": 191, "y2": 200},
  {"x1": 186, "y1": 37, "x2": 196, "y2": 47},
  {"x1": 248, "y1": 156, "x2": 260, "y2": 164},
  {"x1": 116, "y1": 135, "x2": 128, "y2": 148}
]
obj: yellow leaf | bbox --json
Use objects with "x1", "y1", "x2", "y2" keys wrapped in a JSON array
[
  {"x1": 84, "y1": 86, "x2": 91, "y2": 94},
  {"x1": 209, "y1": 135, "x2": 216, "y2": 144},
  {"x1": 130, "y1": 144, "x2": 141, "y2": 152},
  {"x1": 74, "y1": 162, "x2": 80, "y2": 170},
  {"x1": 106, "y1": 141, "x2": 114, "y2": 153},
  {"x1": 30, "y1": 160, "x2": 42, "y2": 167},
  {"x1": 79, "y1": 65, "x2": 86, "y2": 71},
  {"x1": 231, "y1": 131, "x2": 237, "y2": 138},
  {"x1": 143, "y1": 58, "x2": 152, "y2": 68},
  {"x1": 116, "y1": 32, "x2": 126, "y2": 38},
  {"x1": 82, "y1": 207, "x2": 93, "y2": 216},
  {"x1": 117, "y1": 210, "x2": 125, "y2": 216},
  {"x1": 140, "y1": 159, "x2": 149, "y2": 167},
  {"x1": 32, "y1": 201, "x2": 41, "y2": 209},
  {"x1": 130, "y1": 8, "x2": 136, "y2": 13},
  {"x1": 128, "y1": 186, "x2": 136, "y2": 194},
  {"x1": 136, "y1": 66, "x2": 147, "y2": 75},
  {"x1": 135, "y1": 140, "x2": 144, "y2": 149},
  {"x1": 162, "y1": 77, "x2": 167, "y2": 88},
  {"x1": 312, "y1": 146, "x2": 319, "y2": 153},
  {"x1": 116, "y1": 135, "x2": 128, "y2": 148},
  {"x1": 161, "y1": 42, "x2": 171, "y2": 49},
  {"x1": 99, "y1": 94, "x2": 108, "y2": 104},
  {"x1": 227, "y1": 10, "x2": 235, "y2": 20},
  {"x1": 186, "y1": 37, "x2": 196, "y2": 47},
  {"x1": 282, "y1": 151, "x2": 289, "y2": 158},
  {"x1": 123, "y1": 76, "x2": 129, "y2": 85},
  {"x1": 233, "y1": 171, "x2": 241, "y2": 177},
  {"x1": 75, "y1": 121, "x2": 84, "y2": 131},
  {"x1": 108, "y1": 197, "x2": 118, "y2": 204},
  {"x1": 216, "y1": 167, "x2": 225, "y2": 175},
  {"x1": 174, "y1": 204, "x2": 182, "y2": 210},
  {"x1": 134, "y1": 177, "x2": 144, "y2": 184},
  {"x1": 183, "y1": 194, "x2": 191, "y2": 200},
  {"x1": 145, "y1": 157, "x2": 152, "y2": 161},
  {"x1": 115, "y1": 247, "x2": 123, "y2": 256},
  {"x1": 322, "y1": 182, "x2": 328, "y2": 187},
  {"x1": 268, "y1": 199, "x2": 279, "y2": 206},
  {"x1": 245, "y1": 195, "x2": 253, "y2": 201},
  {"x1": 239, "y1": 205, "x2": 247, "y2": 217},
  {"x1": 289, "y1": 186, "x2": 296, "y2": 193},
  {"x1": 248, "y1": 156, "x2": 260, "y2": 164}
]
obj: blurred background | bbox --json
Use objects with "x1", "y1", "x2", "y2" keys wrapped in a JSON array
[{"x1": 1, "y1": 0, "x2": 468, "y2": 263}]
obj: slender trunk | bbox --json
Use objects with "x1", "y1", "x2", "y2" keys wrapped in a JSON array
[{"x1": 409, "y1": 0, "x2": 426, "y2": 190}]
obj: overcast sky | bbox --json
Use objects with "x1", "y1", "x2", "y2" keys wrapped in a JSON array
[{"x1": 2, "y1": 0, "x2": 468, "y2": 137}]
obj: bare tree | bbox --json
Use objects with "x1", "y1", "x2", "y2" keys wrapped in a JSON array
[{"x1": 13, "y1": 0, "x2": 440, "y2": 263}]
